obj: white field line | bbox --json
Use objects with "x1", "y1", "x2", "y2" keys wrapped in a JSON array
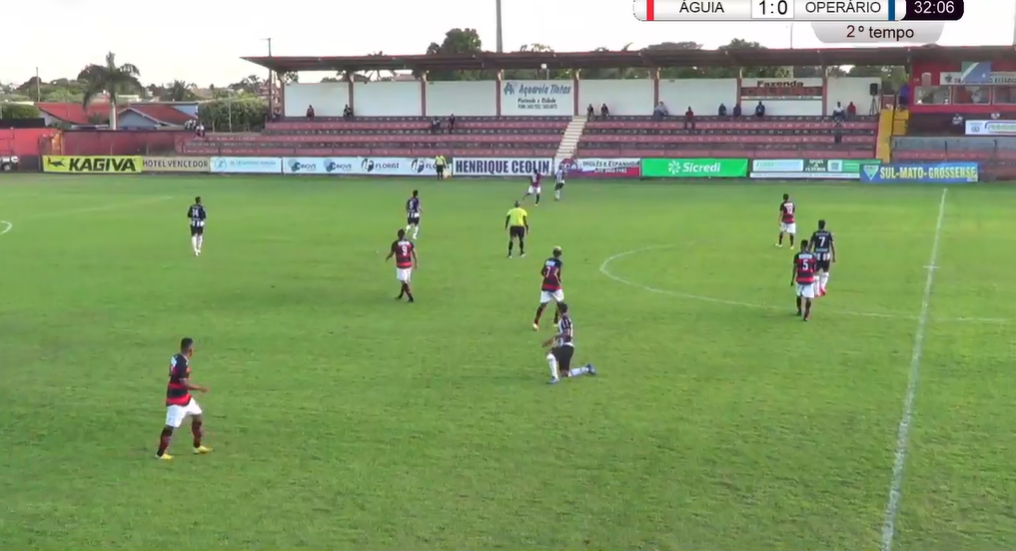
[
  {"x1": 599, "y1": 240, "x2": 1003, "y2": 325},
  {"x1": 21, "y1": 196, "x2": 172, "y2": 221},
  {"x1": 0, "y1": 196, "x2": 172, "y2": 239},
  {"x1": 879, "y1": 187, "x2": 948, "y2": 551}
]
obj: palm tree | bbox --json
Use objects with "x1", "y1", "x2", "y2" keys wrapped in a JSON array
[{"x1": 78, "y1": 52, "x2": 143, "y2": 129}]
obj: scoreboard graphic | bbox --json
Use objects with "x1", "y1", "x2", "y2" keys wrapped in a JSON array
[{"x1": 634, "y1": 0, "x2": 961, "y2": 43}]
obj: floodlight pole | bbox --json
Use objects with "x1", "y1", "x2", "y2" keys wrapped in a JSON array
[{"x1": 495, "y1": 0, "x2": 503, "y2": 53}]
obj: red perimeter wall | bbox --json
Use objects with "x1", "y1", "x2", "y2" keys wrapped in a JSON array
[
  {"x1": 61, "y1": 131, "x2": 187, "y2": 156},
  {"x1": 0, "y1": 128, "x2": 59, "y2": 157}
]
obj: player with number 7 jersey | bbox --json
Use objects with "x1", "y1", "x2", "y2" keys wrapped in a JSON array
[{"x1": 385, "y1": 228, "x2": 418, "y2": 302}]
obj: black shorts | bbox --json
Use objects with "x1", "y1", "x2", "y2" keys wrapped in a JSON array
[
  {"x1": 816, "y1": 259, "x2": 831, "y2": 272},
  {"x1": 190, "y1": 226, "x2": 203, "y2": 236},
  {"x1": 552, "y1": 345, "x2": 574, "y2": 371},
  {"x1": 509, "y1": 225, "x2": 526, "y2": 239},
  {"x1": 436, "y1": 165, "x2": 445, "y2": 175},
  {"x1": 554, "y1": 182, "x2": 565, "y2": 190},
  {"x1": 407, "y1": 215, "x2": 420, "y2": 226}
]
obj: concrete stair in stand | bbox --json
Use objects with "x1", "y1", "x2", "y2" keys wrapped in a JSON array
[{"x1": 555, "y1": 115, "x2": 588, "y2": 160}]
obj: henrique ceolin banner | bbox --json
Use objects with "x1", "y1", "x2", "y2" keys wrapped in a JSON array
[
  {"x1": 561, "y1": 158, "x2": 639, "y2": 178},
  {"x1": 143, "y1": 157, "x2": 210, "y2": 173},
  {"x1": 860, "y1": 162, "x2": 979, "y2": 183},
  {"x1": 641, "y1": 158, "x2": 748, "y2": 178},
  {"x1": 453, "y1": 158, "x2": 553, "y2": 176},
  {"x1": 43, "y1": 155, "x2": 142, "y2": 173}
]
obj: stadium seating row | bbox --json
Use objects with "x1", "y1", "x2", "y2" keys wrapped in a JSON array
[{"x1": 178, "y1": 115, "x2": 878, "y2": 159}]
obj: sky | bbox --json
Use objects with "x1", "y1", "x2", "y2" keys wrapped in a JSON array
[{"x1": 0, "y1": 0, "x2": 1012, "y2": 86}]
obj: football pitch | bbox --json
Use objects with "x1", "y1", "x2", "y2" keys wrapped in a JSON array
[{"x1": 2, "y1": 174, "x2": 1015, "y2": 550}]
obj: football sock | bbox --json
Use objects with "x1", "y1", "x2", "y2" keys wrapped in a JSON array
[
  {"x1": 157, "y1": 427, "x2": 173, "y2": 456},
  {"x1": 535, "y1": 194, "x2": 540, "y2": 205},
  {"x1": 508, "y1": 241, "x2": 514, "y2": 255},
  {"x1": 518, "y1": 237, "x2": 525, "y2": 255},
  {"x1": 789, "y1": 236, "x2": 795, "y2": 246},
  {"x1": 191, "y1": 420, "x2": 203, "y2": 448},
  {"x1": 777, "y1": 234, "x2": 783, "y2": 245},
  {"x1": 796, "y1": 296, "x2": 802, "y2": 312},
  {"x1": 403, "y1": 284, "x2": 414, "y2": 301},
  {"x1": 553, "y1": 308, "x2": 560, "y2": 324},
  {"x1": 546, "y1": 353, "x2": 559, "y2": 380},
  {"x1": 190, "y1": 236, "x2": 198, "y2": 251},
  {"x1": 804, "y1": 301, "x2": 812, "y2": 318},
  {"x1": 534, "y1": 305, "x2": 545, "y2": 323},
  {"x1": 196, "y1": 236, "x2": 203, "y2": 251},
  {"x1": 555, "y1": 190, "x2": 561, "y2": 199},
  {"x1": 820, "y1": 273, "x2": 830, "y2": 291},
  {"x1": 569, "y1": 366, "x2": 591, "y2": 377}
]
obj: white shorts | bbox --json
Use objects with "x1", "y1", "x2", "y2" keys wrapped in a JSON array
[
  {"x1": 396, "y1": 267, "x2": 412, "y2": 282},
  {"x1": 780, "y1": 222, "x2": 796, "y2": 234},
  {"x1": 540, "y1": 289, "x2": 564, "y2": 304},
  {"x1": 528, "y1": 185, "x2": 541, "y2": 195},
  {"x1": 165, "y1": 399, "x2": 202, "y2": 428},
  {"x1": 796, "y1": 283, "x2": 816, "y2": 299}
]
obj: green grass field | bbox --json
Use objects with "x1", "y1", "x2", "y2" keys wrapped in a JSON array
[{"x1": 1, "y1": 174, "x2": 1015, "y2": 550}]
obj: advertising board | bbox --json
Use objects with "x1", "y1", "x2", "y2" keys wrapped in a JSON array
[
  {"x1": 143, "y1": 157, "x2": 210, "y2": 173},
  {"x1": 965, "y1": 120, "x2": 1016, "y2": 136},
  {"x1": 750, "y1": 159, "x2": 880, "y2": 179},
  {"x1": 43, "y1": 155, "x2": 142, "y2": 173},
  {"x1": 453, "y1": 158, "x2": 553, "y2": 176},
  {"x1": 282, "y1": 157, "x2": 448, "y2": 176},
  {"x1": 561, "y1": 158, "x2": 640, "y2": 178},
  {"x1": 860, "y1": 163, "x2": 978, "y2": 183},
  {"x1": 210, "y1": 157, "x2": 283, "y2": 174},
  {"x1": 641, "y1": 158, "x2": 748, "y2": 178},
  {"x1": 283, "y1": 157, "x2": 358, "y2": 175}
]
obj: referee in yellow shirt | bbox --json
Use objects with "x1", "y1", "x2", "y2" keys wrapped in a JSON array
[{"x1": 505, "y1": 200, "x2": 529, "y2": 258}]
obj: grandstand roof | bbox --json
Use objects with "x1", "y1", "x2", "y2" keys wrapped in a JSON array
[{"x1": 244, "y1": 45, "x2": 1016, "y2": 73}]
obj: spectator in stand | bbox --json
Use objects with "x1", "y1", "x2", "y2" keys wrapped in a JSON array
[
  {"x1": 833, "y1": 121, "x2": 842, "y2": 144},
  {"x1": 718, "y1": 103, "x2": 728, "y2": 117},
  {"x1": 600, "y1": 103, "x2": 610, "y2": 118},
  {"x1": 587, "y1": 104, "x2": 595, "y2": 119},
  {"x1": 952, "y1": 113, "x2": 964, "y2": 135},
  {"x1": 306, "y1": 105, "x2": 315, "y2": 119},
  {"x1": 684, "y1": 106, "x2": 695, "y2": 130},
  {"x1": 898, "y1": 84, "x2": 910, "y2": 109},
  {"x1": 343, "y1": 104, "x2": 353, "y2": 119},
  {"x1": 754, "y1": 101, "x2": 766, "y2": 118},
  {"x1": 653, "y1": 101, "x2": 669, "y2": 120},
  {"x1": 430, "y1": 117, "x2": 442, "y2": 133},
  {"x1": 846, "y1": 101, "x2": 857, "y2": 118},
  {"x1": 732, "y1": 103, "x2": 742, "y2": 117},
  {"x1": 196, "y1": 122, "x2": 206, "y2": 138},
  {"x1": 447, "y1": 114, "x2": 456, "y2": 133},
  {"x1": 832, "y1": 102, "x2": 846, "y2": 122}
]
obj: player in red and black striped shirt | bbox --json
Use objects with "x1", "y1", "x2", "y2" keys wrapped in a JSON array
[
  {"x1": 156, "y1": 337, "x2": 210, "y2": 461},
  {"x1": 533, "y1": 247, "x2": 564, "y2": 330},
  {"x1": 791, "y1": 240, "x2": 817, "y2": 321},
  {"x1": 385, "y1": 228, "x2": 418, "y2": 302}
]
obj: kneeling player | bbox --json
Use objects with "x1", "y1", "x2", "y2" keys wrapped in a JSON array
[
  {"x1": 542, "y1": 302, "x2": 596, "y2": 384},
  {"x1": 385, "y1": 229, "x2": 418, "y2": 302},
  {"x1": 791, "y1": 239, "x2": 817, "y2": 321}
]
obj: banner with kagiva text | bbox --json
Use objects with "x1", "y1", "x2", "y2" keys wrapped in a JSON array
[
  {"x1": 43, "y1": 156, "x2": 142, "y2": 173},
  {"x1": 143, "y1": 157, "x2": 210, "y2": 173}
]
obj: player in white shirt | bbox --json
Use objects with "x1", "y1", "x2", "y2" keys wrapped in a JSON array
[
  {"x1": 541, "y1": 302, "x2": 597, "y2": 384},
  {"x1": 522, "y1": 170, "x2": 542, "y2": 206},
  {"x1": 554, "y1": 166, "x2": 566, "y2": 201}
]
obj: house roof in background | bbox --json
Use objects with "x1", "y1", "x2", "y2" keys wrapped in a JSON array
[
  {"x1": 35, "y1": 102, "x2": 111, "y2": 125},
  {"x1": 242, "y1": 45, "x2": 1016, "y2": 73},
  {"x1": 120, "y1": 104, "x2": 196, "y2": 126}
]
